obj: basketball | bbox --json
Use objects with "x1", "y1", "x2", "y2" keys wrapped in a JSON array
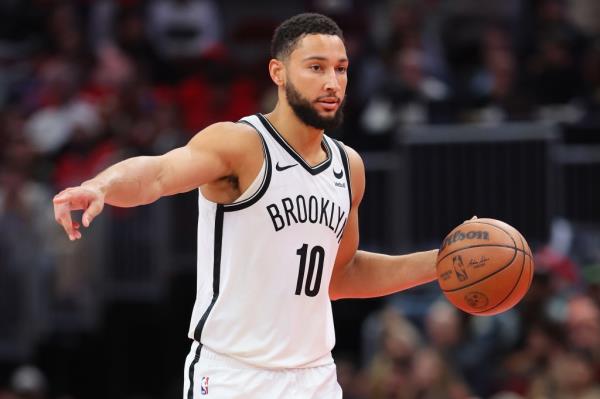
[{"x1": 436, "y1": 218, "x2": 534, "y2": 316}]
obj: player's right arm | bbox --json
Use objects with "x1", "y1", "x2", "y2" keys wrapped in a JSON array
[
  {"x1": 329, "y1": 145, "x2": 438, "y2": 300},
  {"x1": 53, "y1": 122, "x2": 257, "y2": 240}
]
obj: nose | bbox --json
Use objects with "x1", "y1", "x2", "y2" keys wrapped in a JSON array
[{"x1": 323, "y1": 68, "x2": 341, "y2": 92}]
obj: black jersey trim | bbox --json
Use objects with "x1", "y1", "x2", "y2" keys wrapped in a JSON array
[
  {"x1": 332, "y1": 139, "x2": 353, "y2": 211},
  {"x1": 188, "y1": 205, "x2": 223, "y2": 398},
  {"x1": 256, "y1": 113, "x2": 332, "y2": 176},
  {"x1": 186, "y1": 344, "x2": 201, "y2": 399},
  {"x1": 193, "y1": 205, "x2": 223, "y2": 341},
  {"x1": 222, "y1": 120, "x2": 272, "y2": 212}
]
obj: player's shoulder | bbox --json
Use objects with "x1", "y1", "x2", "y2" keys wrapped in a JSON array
[
  {"x1": 336, "y1": 142, "x2": 365, "y2": 204},
  {"x1": 200, "y1": 120, "x2": 260, "y2": 140},
  {"x1": 340, "y1": 144, "x2": 362, "y2": 165},
  {"x1": 189, "y1": 120, "x2": 263, "y2": 152},
  {"x1": 336, "y1": 142, "x2": 364, "y2": 175}
]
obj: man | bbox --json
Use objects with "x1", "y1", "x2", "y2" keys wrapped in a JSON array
[{"x1": 53, "y1": 13, "x2": 438, "y2": 399}]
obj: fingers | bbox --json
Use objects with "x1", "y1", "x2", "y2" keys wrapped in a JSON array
[
  {"x1": 53, "y1": 187, "x2": 104, "y2": 240},
  {"x1": 54, "y1": 202, "x2": 80, "y2": 240},
  {"x1": 82, "y1": 198, "x2": 104, "y2": 227},
  {"x1": 53, "y1": 192, "x2": 70, "y2": 204},
  {"x1": 53, "y1": 187, "x2": 80, "y2": 205},
  {"x1": 53, "y1": 191, "x2": 76, "y2": 240}
]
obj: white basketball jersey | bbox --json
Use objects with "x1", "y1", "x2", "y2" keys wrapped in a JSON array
[{"x1": 187, "y1": 113, "x2": 352, "y2": 369}]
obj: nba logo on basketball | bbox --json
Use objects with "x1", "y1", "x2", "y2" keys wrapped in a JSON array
[
  {"x1": 200, "y1": 377, "x2": 209, "y2": 395},
  {"x1": 452, "y1": 255, "x2": 468, "y2": 281}
]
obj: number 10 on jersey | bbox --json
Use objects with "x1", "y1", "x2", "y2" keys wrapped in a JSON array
[{"x1": 295, "y1": 244, "x2": 325, "y2": 297}]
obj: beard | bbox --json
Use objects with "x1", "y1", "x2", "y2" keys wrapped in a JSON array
[{"x1": 285, "y1": 79, "x2": 345, "y2": 131}]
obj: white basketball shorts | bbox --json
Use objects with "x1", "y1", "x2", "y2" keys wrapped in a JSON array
[{"x1": 183, "y1": 341, "x2": 343, "y2": 399}]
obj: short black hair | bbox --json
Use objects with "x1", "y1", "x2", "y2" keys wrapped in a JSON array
[{"x1": 271, "y1": 13, "x2": 344, "y2": 60}]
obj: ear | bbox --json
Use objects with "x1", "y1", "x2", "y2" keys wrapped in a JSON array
[{"x1": 268, "y1": 59, "x2": 286, "y2": 87}]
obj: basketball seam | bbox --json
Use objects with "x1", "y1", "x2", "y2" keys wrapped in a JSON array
[
  {"x1": 438, "y1": 244, "x2": 528, "y2": 263},
  {"x1": 441, "y1": 246, "x2": 517, "y2": 292},
  {"x1": 462, "y1": 220, "x2": 533, "y2": 258},
  {"x1": 470, "y1": 232, "x2": 528, "y2": 314}
]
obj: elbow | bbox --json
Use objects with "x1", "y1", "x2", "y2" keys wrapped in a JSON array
[
  {"x1": 328, "y1": 256, "x2": 357, "y2": 301},
  {"x1": 328, "y1": 271, "x2": 347, "y2": 301},
  {"x1": 141, "y1": 186, "x2": 163, "y2": 205}
]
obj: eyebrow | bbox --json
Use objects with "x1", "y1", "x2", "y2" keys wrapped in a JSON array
[{"x1": 301, "y1": 56, "x2": 349, "y2": 63}]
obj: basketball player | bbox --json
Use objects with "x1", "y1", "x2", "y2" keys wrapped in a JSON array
[{"x1": 53, "y1": 13, "x2": 438, "y2": 398}]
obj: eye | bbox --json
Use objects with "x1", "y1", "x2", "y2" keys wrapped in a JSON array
[
  {"x1": 310, "y1": 64, "x2": 322, "y2": 72},
  {"x1": 336, "y1": 66, "x2": 347, "y2": 73}
]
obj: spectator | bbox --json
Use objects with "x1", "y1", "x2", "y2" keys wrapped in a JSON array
[
  {"x1": 565, "y1": 295, "x2": 600, "y2": 378},
  {"x1": 424, "y1": 300, "x2": 521, "y2": 397},
  {"x1": 10, "y1": 365, "x2": 47, "y2": 399},
  {"x1": 24, "y1": 60, "x2": 100, "y2": 156},
  {"x1": 364, "y1": 306, "x2": 422, "y2": 399},
  {"x1": 468, "y1": 25, "x2": 534, "y2": 122},
  {"x1": 528, "y1": 349, "x2": 600, "y2": 399},
  {"x1": 411, "y1": 347, "x2": 472, "y2": 399},
  {"x1": 146, "y1": 0, "x2": 222, "y2": 61},
  {"x1": 502, "y1": 318, "x2": 566, "y2": 395},
  {"x1": 568, "y1": 0, "x2": 600, "y2": 37},
  {"x1": 524, "y1": 0, "x2": 586, "y2": 107}
]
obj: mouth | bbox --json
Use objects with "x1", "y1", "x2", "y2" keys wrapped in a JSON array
[{"x1": 315, "y1": 97, "x2": 340, "y2": 112}]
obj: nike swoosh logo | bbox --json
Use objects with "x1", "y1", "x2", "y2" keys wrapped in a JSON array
[
  {"x1": 276, "y1": 162, "x2": 298, "y2": 171},
  {"x1": 333, "y1": 169, "x2": 344, "y2": 179}
]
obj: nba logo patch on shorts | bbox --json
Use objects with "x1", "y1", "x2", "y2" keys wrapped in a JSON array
[{"x1": 200, "y1": 376, "x2": 209, "y2": 395}]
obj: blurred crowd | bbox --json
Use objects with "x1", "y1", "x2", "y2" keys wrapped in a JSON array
[
  {"x1": 1, "y1": 0, "x2": 600, "y2": 398},
  {"x1": 341, "y1": 247, "x2": 600, "y2": 399}
]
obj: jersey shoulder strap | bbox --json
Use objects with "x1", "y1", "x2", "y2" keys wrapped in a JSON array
[{"x1": 328, "y1": 137, "x2": 353, "y2": 210}]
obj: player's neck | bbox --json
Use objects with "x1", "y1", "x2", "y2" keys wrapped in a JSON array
[{"x1": 264, "y1": 104, "x2": 326, "y2": 165}]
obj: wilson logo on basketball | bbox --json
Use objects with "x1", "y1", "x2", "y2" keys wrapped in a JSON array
[{"x1": 441, "y1": 230, "x2": 489, "y2": 251}]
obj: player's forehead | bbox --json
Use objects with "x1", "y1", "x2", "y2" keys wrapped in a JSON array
[{"x1": 289, "y1": 34, "x2": 348, "y2": 63}]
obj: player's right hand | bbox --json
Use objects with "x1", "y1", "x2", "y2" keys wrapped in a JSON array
[{"x1": 53, "y1": 185, "x2": 105, "y2": 241}]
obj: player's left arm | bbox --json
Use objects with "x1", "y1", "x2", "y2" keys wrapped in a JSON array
[{"x1": 328, "y1": 146, "x2": 438, "y2": 300}]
